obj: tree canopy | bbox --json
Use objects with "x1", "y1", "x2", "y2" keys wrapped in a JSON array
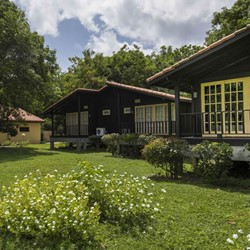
[
  {"x1": 0, "y1": 0, "x2": 60, "y2": 134},
  {"x1": 205, "y1": 0, "x2": 250, "y2": 45}
]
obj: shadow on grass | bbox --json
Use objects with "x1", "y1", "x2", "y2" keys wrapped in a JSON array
[
  {"x1": 149, "y1": 173, "x2": 250, "y2": 194},
  {"x1": 0, "y1": 146, "x2": 58, "y2": 164}
]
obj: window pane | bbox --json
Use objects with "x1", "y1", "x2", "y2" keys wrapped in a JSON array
[
  {"x1": 205, "y1": 114, "x2": 209, "y2": 123},
  {"x1": 205, "y1": 96, "x2": 209, "y2": 104},
  {"x1": 238, "y1": 112, "x2": 243, "y2": 122},
  {"x1": 238, "y1": 81, "x2": 243, "y2": 91},
  {"x1": 211, "y1": 105, "x2": 215, "y2": 112},
  {"x1": 225, "y1": 93, "x2": 230, "y2": 102},
  {"x1": 238, "y1": 102, "x2": 243, "y2": 111},
  {"x1": 217, "y1": 114, "x2": 222, "y2": 122},
  {"x1": 231, "y1": 82, "x2": 236, "y2": 91},
  {"x1": 225, "y1": 103, "x2": 230, "y2": 111},
  {"x1": 210, "y1": 95, "x2": 215, "y2": 103},
  {"x1": 205, "y1": 86, "x2": 209, "y2": 94},
  {"x1": 211, "y1": 114, "x2": 215, "y2": 122},
  {"x1": 216, "y1": 85, "x2": 221, "y2": 93},
  {"x1": 210, "y1": 85, "x2": 215, "y2": 94},
  {"x1": 225, "y1": 83, "x2": 230, "y2": 92},
  {"x1": 216, "y1": 94, "x2": 221, "y2": 102},
  {"x1": 231, "y1": 103, "x2": 236, "y2": 111},
  {"x1": 217, "y1": 104, "x2": 221, "y2": 111},
  {"x1": 231, "y1": 93, "x2": 236, "y2": 101},
  {"x1": 205, "y1": 105, "x2": 209, "y2": 112},
  {"x1": 238, "y1": 92, "x2": 243, "y2": 101},
  {"x1": 231, "y1": 113, "x2": 236, "y2": 122}
]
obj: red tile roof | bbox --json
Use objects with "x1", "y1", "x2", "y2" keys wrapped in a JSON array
[
  {"x1": 147, "y1": 24, "x2": 250, "y2": 82},
  {"x1": 10, "y1": 108, "x2": 45, "y2": 122}
]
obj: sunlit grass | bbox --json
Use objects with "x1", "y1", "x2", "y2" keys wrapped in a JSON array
[{"x1": 0, "y1": 144, "x2": 249, "y2": 249}]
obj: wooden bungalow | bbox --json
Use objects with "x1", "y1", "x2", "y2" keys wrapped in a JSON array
[
  {"x1": 43, "y1": 81, "x2": 190, "y2": 150},
  {"x1": 147, "y1": 25, "x2": 250, "y2": 159}
]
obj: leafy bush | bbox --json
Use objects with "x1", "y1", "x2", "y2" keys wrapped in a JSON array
[
  {"x1": 142, "y1": 137, "x2": 188, "y2": 179},
  {"x1": 77, "y1": 161, "x2": 160, "y2": 229},
  {"x1": 0, "y1": 170, "x2": 100, "y2": 247},
  {"x1": 101, "y1": 133, "x2": 120, "y2": 156},
  {"x1": 102, "y1": 133, "x2": 156, "y2": 157},
  {"x1": 192, "y1": 141, "x2": 233, "y2": 179},
  {"x1": 0, "y1": 162, "x2": 160, "y2": 245},
  {"x1": 1, "y1": 140, "x2": 11, "y2": 146}
]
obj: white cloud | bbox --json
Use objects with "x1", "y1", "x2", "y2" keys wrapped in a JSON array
[
  {"x1": 86, "y1": 30, "x2": 125, "y2": 55},
  {"x1": 86, "y1": 30, "x2": 154, "y2": 56},
  {"x1": 13, "y1": 0, "x2": 236, "y2": 47}
]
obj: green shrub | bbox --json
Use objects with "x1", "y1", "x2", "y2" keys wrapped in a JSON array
[
  {"x1": 101, "y1": 133, "x2": 120, "y2": 156},
  {"x1": 142, "y1": 137, "x2": 188, "y2": 179},
  {"x1": 0, "y1": 162, "x2": 160, "y2": 246},
  {"x1": 192, "y1": 141, "x2": 233, "y2": 179},
  {"x1": 102, "y1": 133, "x2": 156, "y2": 157},
  {"x1": 77, "y1": 161, "x2": 160, "y2": 229},
  {"x1": 1, "y1": 140, "x2": 11, "y2": 146},
  {"x1": 0, "y1": 170, "x2": 101, "y2": 247}
]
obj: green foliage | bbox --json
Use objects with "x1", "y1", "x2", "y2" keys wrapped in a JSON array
[
  {"x1": 0, "y1": 170, "x2": 101, "y2": 247},
  {"x1": 1, "y1": 140, "x2": 12, "y2": 146},
  {"x1": 102, "y1": 133, "x2": 156, "y2": 157},
  {"x1": 205, "y1": 0, "x2": 250, "y2": 45},
  {"x1": 77, "y1": 161, "x2": 159, "y2": 229},
  {"x1": 101, "y1": 133, "x2": 120, "y2": 156},
  {"x1": 142, "y1": 137, "x2": 188, "y2": 178},
  {"x1": 192, "y1": 141, "x2": 233, "y2": 179},
  {"x1": 61, "y1": 44, "x2": 203, "y2": 94},
  {"x1": 0, "y1": 0, "x2": 60, "y2": 126},
  {"x1": 0, "y1": 161, "x2": 159, "y2": 246}
]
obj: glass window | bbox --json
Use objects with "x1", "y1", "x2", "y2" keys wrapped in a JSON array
[{"x1": 20, "y1": 127, "x2": 29, "y2": 132}]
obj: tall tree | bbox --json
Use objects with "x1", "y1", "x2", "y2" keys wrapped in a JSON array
[
  {"x1": 0, "y1": 0, "x2": 60, "y2": 134},
  {"x1": 205, "y1": 0, "x2": 250, "y2": 45}
]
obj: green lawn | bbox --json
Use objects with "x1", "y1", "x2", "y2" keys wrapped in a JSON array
[{"x1": 0, "y1": 144, "x2": 249, "y2": 249}]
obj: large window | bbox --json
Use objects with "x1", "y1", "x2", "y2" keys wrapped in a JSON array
[
  {"x1": 202, "y1": 79, "x2": 244, "y2": 134},
  {"x1": 135, "y1": 104, "x2": 173, "y2": 134},
  {"x1": 66, "y1": 112, "x2": 88, "y2": 135}
]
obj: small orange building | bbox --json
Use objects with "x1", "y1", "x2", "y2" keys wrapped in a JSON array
[{"x1": 0, "y1": 108, "x2": 44, "y2": 144}]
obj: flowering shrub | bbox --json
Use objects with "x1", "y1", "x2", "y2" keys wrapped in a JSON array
[
  {"x1": 0, "y1": 170, "x2": 101, "y2": 247},
  {"x1": 76, "y1": 161, "x2": 160, "y2": 229},
  {"x1": 0, "y1": 162, "x2": 160, "y2": 245},
  {"x1": 226, "y1": 229, "x2": 250, "y2": 249},
  {"x1": 192, "y1": 141, "x2": 233, "y2": 179},
  {"x1": 142, "y1": 137, "x2": 188, "y2": 178}
]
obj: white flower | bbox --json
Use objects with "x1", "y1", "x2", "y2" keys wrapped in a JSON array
[
  {"x1": 247, "y1": 234, "x2": 250, "y2": 239},
  {"x1": 161, "y1": 189, "x2": 167, "y2": 193},
  {"x1": 226, "y1": 238, "x2": 234, "y2": 244},
  {"x1": 154, "y1": 207, "x2": 159, "y2": 212},
  {"x1": 232, "y1": 234, "x2": 238, "y2": 239},
  {"x1": 79, "y1": 211, "x2": 83, "y2": 217},
  {"x1": 238, "y1": 229, "x2": 243, "y2": 234}
]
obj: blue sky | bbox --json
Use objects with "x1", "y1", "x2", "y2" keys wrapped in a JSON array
[{"x1": 13, "y1": 0, "x2": 236, "y2": 72}]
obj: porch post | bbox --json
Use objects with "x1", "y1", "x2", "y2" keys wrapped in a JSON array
[
  {"x1": 51, "y1": 114, "x2": 54, "y2": 136},
  {"x1": 168, "y1": 102, "x2": 172, "y2": 135},
  {"x1": 50, "y1": 114, "x2": 55, "y2": 150},
  {"x1": 117, "y1": 90, "x2": 121, "y2": 133},
  {"x1": 77, "y1": 93, "x2": 81, "y2": 136},
  {"x1": 175, "y1": 81, "x2": 180, "y2": 137}
]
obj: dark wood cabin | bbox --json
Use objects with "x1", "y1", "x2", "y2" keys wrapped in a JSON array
[
  {"x1": 43, "y1": 81, "x2": 190, "y2": 150},
  {"x1": 147, "y1": 25, "x2": 250, "y2": 159}
]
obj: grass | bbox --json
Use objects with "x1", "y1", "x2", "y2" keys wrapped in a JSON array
[{"x1": 0, "y1": 144, "x2": 250, "y2": 249}]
